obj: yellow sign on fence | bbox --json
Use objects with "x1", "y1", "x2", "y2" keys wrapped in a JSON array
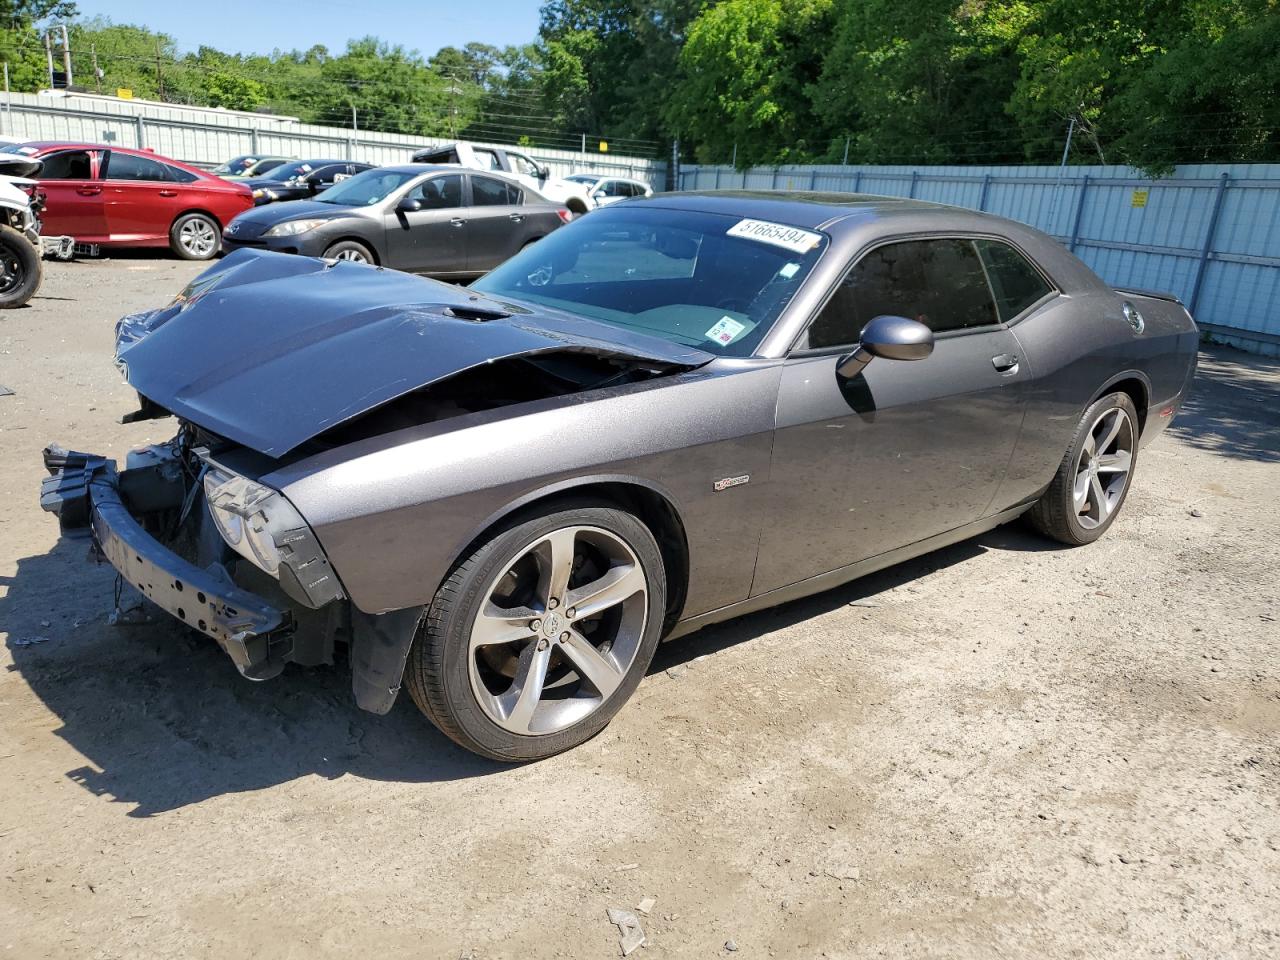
[
  {"x1": 116, "y1": 88, "x2": 133, "y2": 100},
  {"x1": 599, "y1": 141, "x2": 609, "y2": 153},
  {"x1": 1131, "y1": 188, "x2": 1149, "y2": 208}
]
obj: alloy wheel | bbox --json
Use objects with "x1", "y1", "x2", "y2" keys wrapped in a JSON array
[
  {"x1": 0, "y1": 251, "x2": 22, "y2": 293},
  {"x1": 179, "y1": 218, "x2": 217, "y2": 257},
  {"x1": 1073, "y1": 406, "x2": 1135, "y2": 529},
  {"x1": 332, "y1": 248, "x2": 370, "y2": 263},
  {"x1": 467, "y1": 525, "x2": 649, "y2": 736}
]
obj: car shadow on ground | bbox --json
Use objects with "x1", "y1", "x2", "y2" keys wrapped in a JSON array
[
  {"x1": 1167, "y1": 346, "x2": 1280, "y2": 464},
  {"x1": 3, "y1": 522, "x2": 1052, "y2": 817}
]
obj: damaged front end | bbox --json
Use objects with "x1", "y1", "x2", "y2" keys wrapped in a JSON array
[{"x1": 40, "y1": 432, "x2": 349, "y2": 684}]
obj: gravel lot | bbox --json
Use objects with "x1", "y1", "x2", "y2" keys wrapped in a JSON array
[{"x1": 2, "y1": 257, "x2": 1278, "y2": 959}]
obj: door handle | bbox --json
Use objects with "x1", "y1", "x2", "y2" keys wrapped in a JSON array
[
  {"x1": 508, "y1": 213, "x2": 524, "y2": 222},
  {"x1": 76, "y1": 187, "x2": 102, "y2": 196},
  {"x1": 158, "y1": 189, "x2": 177, "y2": 197},
  {"x1": 992, "y1": 354, "x2": 1020, "y2": 373},
  {"x1": 449, "y1": 217, "x2": 465, "y2": 227}
]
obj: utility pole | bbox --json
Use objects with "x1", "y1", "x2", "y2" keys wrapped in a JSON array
[
  {"x1": 155, "y1": 39, "x2": 165, "y2": 100},
  {"x1": 351, "y1": 103, "x2": 358, "y2": 132},
  {"x1": 1, "y1": 63, "x2": 8, "y2": 136},
  {"x1": 44, "y1": 32, "x2": 54, "y2": 89},
  {"x1": 842, "y1": 137, "x2": 850, "y2": 165},
  {"x1": 91, "y1": 44, "x2": 102, "y2": 94},
  {"x1": 59, "y1": 23, "x2": 72, "y2": 89},
  {"x1": 1059, "y1": 116, "x2": 1077, "y2": 170}
]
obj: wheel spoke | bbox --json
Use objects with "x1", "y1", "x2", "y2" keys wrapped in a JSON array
[
  {"x1": 536, "y1": 528, "x2": 577, "y2": 606},
  {"x1": 1073, "y1": 469, "x2": 1091, "y2": 512},
  {"x1": 1090, "y1": 474, "x2": 1110, "y2": 517},
  {"x1": 567, "y1": 562, "x2": 645, "y2": 621},
  {"x1": 559, "y1": 629, "x2": 623, "y2": 698},
  {"x1": 470, "y1": 602, "x2": 538, "y2": 650},
  {"x1": 1096, "y1": 450, "x2": 1131, "y2": 474},
  {"x1": 499, "y1": 641, "x2": 552, "y2": 732},
  {"x1": 1096, "y1": 410, "x2": 1125, "y2": 454}
]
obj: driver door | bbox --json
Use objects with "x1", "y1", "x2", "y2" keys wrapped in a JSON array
[
  {"x1": 382, "y1": 173, "x2": 467, "y2": 276},
  {"x1": 751, "y1": 237, "x2": 1030, "y2": 596}
]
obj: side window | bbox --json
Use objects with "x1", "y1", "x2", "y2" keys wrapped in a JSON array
[
  {"x1": 473, "y1": 149, "x2": 503, "y2": 172},
  {"x1": 411, "y1": 174, "x2": 463, "y2": 209},
  {"x1": 104, "y1": 153, "x2": 171, "y2": 181},
  {"x1": 510, "y1": 153, "x2": 542, "y2": 178},
  {"x1": 311, "y1": 164, "x2": 345, "y2": 184},
  {"x1": 975, "y1": 239, "x2": 1054, "y2": 322},
  {"x1": 39, "y1": 150, "x2": 92, "y2": 179},
  {"x1": 163, "y1": 163, "x2": 198, "y2": 184},
  {"x1": 471, "y1": 176, "x2": 518, "y2": 206},
  {"x1": 806, "y1": 239, "x2": 998, "y2": 349},
  {"x1": 606, "y1": 181, "x2": 630, "y2": 197}
]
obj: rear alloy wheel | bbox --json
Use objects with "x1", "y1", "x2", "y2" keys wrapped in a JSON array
[
  {"x1": 405, "y1": 504, "x2": 665, "y2": 761},
  {"x1": 1028, "y1": 391, "x2": 1139, "y2": 545},
  {"x1": 0, "y1": 224, "x2": 42, "y2": 308},
  {"x1": 169, "y1": 212, "x2": 220, "y2": 260},
  {"x1": 322, "y1": 240, "x2": 374, "y2": 264}
]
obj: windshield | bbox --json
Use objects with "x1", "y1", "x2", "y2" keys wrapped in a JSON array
[
  {"x1": 317, "y1": 168, "x2": 420, "y2": 205},
  {"x1": 212, "y1": 155, "x2": 255, "y2": 175},
  {"x1": 472, "y1": 206, "x2": 828, "y2": 357},
  {"x1": 565, "y1": 174, "x2": 601, "y2": 186},
  {"x1": 246, "y1": 157, "x2": 287, "y2": 176},
  {"x1": 263, "y1": 160, "x2": 333, "y2": 183}
]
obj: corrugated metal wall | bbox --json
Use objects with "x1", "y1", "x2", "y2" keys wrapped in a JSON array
[
  {"x1": 0, "y1": 90, "x2": 667, "y2": 185},
  {"x1": 680, "y1": 162, "x2": 1280, "y2": 357}
]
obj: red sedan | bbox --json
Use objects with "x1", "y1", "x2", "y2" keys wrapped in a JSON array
[{"x1": 10, "y1": 142, "x2": 253, "y2": 260}]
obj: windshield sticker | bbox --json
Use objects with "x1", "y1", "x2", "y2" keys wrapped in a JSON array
[
  {"x1": 779, "y1": 262, "x2": 801, "y2": 279},
  {"x1": 705, "y1": 315, "x2": 746, "y2": 346},
  {"x1": 727, "y1": 219, "x2": 821, "y2": 254}
]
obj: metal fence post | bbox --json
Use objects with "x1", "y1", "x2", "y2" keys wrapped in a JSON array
[
  {"x1": 134, "y1": 115, "x2": 145, "y2": 149},
  {"x1": 852, "y1": 170, "x2": 862, "y2": 193},
  {"x1": 809, "y1": 168, "x2": 818, "y2": 190},
  {"x1": 714, "y1": 166, "x2": 721, "y2": 190},
  {"x1": 908, "y1": 170, "x2": 918, "y2": 198},
  {"x1": 250, "y1": 126, "x2": 259, "y2": 154},
  {"x1": 1068, "y1": 175, "x2": 1090, "y2": 252},
  {"x1": 1190, "y1": 173, "x2": 1230, "y2": 315},
  {"x1": 977, "y1": 173, "x2": 992, "y2": 211}
]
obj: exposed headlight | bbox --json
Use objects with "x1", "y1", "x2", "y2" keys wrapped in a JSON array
[
  {"x1": 263, "y1": 218, "x2": 328, "y2": 238},
  {"x1": 204, "y1": 468, "x2": 286, "y2": 575},
  {"x1": 252, "y1": 188, "x2": 276, "y2": 200}
]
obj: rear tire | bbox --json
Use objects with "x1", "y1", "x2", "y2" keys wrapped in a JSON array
[
  {"x1": 1028, "y1": 391, "x2": 1140, "y2": 545},
  {"x1": 169, "y1": 212, "x2": 220, "y2": 260},
  {"x1": 0, "y1": 224, "x2": 42, "y2": 308},
  {"x1": 405, "y1": 503, "x2": 666, "y2": 761},
  {"x1": 322, "y1": 240, "x2": 375, "y2": 264}
]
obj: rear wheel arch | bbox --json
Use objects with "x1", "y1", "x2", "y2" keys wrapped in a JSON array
[
  {"x1": 446, "y1": 479, "x2": 690, "y2": 633},
  {"x1": 565, "y1": 196, "x2": 589, "y2": 215},
  {"x1": 1091, "y1": 373, "x2": 1150, "y2": 435},
  {"x1": 171, "y1": 207, "x2": 223, "y2": 231}
]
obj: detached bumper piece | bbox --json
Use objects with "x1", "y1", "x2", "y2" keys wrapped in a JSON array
[{"x1": 40, "y1": 446, "x2": 290, "y2": 679}]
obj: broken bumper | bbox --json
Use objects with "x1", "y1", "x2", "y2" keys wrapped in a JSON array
[{"x1": 39, "y1": 449, "x2": 289, "y2": 677}]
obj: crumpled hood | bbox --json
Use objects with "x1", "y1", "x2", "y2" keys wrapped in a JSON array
[{"x1": 116, "y1": 249, "x2": 711, "y2": 458}]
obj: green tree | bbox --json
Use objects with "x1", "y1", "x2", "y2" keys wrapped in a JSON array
[
  {"x1": 0, "y1": 0, "x2": 78, "y2": 91},
  {"x1": 666, "y1": 0, "x2": 834, "y2": 165}
]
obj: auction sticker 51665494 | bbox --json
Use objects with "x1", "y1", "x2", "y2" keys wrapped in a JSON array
[{"x1": 726, "y1": 219, "x2": 823, "y2": 255}]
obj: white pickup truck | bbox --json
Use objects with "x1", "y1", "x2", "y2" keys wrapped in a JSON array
[{"x1": 411, "y1": 141, "x2": 595, "y2": 216}]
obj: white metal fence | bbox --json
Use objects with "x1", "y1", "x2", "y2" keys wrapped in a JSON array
[
  {"x1": 0, "y1": 90, "x2": 668, "y2": 186},
  {"x1": 680, "y1": 161, "x2": 1280, "y2": 357}
]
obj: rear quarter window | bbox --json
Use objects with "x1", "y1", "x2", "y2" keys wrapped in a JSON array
[{"x1": 975, "y1": 239, "x2": 1055, "y2": 322}]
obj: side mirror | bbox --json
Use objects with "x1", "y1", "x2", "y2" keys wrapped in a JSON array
[
  {"x1": 538, "y1": 165, "x2": 550, "y2": 180},
  {"x1": 397, "y1": 197, "x2": 423, "y2": 213},
  {"x1": 836, "y1": 315, "x2": 933, "y2": 379}
]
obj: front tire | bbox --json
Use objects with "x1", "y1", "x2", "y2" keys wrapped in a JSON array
[
  {"x1": 405, "y1": 503, "x2": 666, "y2": 761},
  {"x1": 322, "y1": 240, "x2": 374, "y2": 264},
  {"x1": 0, "y1": 224, "x2": 41, "y2": 308},
  {"x1": 1028, "y1": 391, "x2": 1140, "y2": 545},
  {"x1": 169, "y1": 212, "x2": 220, "y2": 260}
]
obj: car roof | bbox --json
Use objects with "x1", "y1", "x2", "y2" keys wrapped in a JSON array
[{"x1": 638, "y1": 189, "x2": 1018, "y2": 233}]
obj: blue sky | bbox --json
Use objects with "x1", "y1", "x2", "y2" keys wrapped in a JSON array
[{"x1": 79, "y1": 1, "x2": 543, "y2": 57}]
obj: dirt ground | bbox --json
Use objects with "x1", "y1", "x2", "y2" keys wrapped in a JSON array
[{"x1": 1, "y1": 257, "x2": 1278, "y2": 960}]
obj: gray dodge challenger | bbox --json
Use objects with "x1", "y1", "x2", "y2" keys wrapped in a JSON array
[{"x1": 40, "y1": 191, "x2": 1199, "y2": 761}]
